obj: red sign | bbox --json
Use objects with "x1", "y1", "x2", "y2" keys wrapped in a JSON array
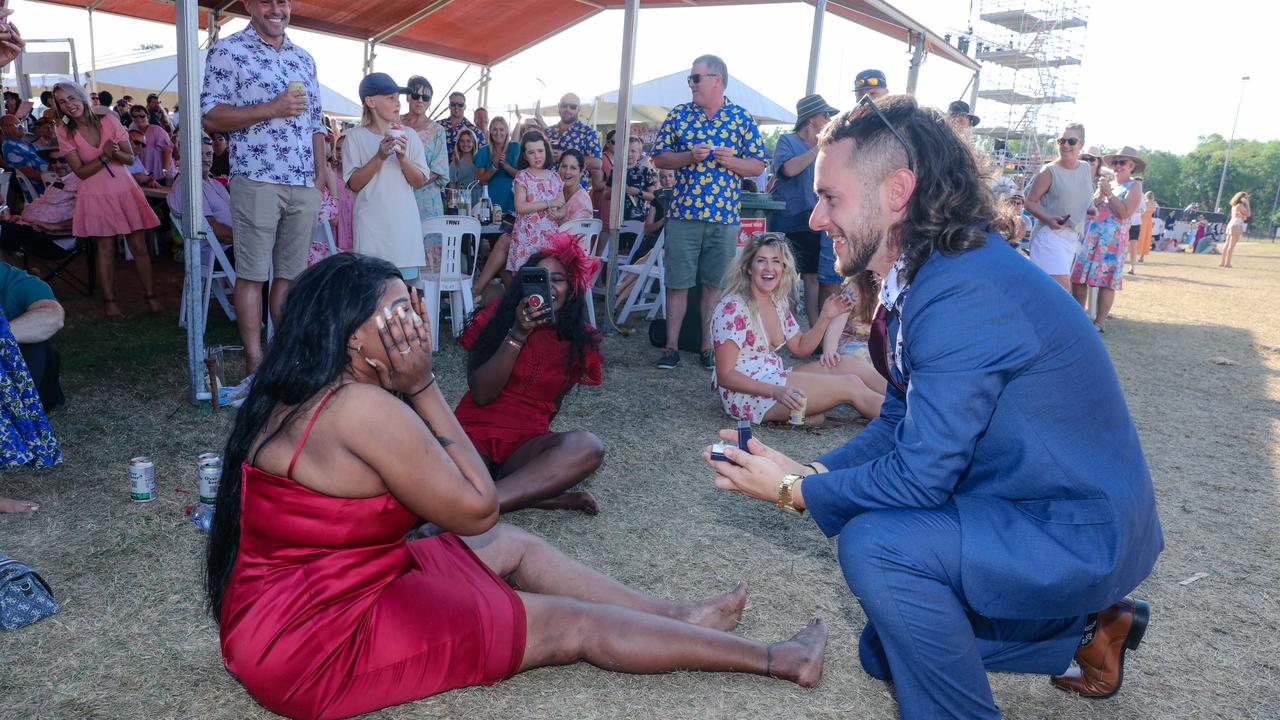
[{"x1": 738, "y1": 218, "x2": 766, "y2": 248}]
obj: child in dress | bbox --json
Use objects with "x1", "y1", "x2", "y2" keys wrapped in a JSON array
[
  {"x1": 342, "y1": 73, "x2": 429, "y2": 280},
  {"x1": 507, "y1": 130, "x2": 565, "y2": 273}
]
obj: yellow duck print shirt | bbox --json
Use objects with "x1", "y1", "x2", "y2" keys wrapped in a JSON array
[{"x1": 652, "y1": 98, "x2": 765, "y2": 226}]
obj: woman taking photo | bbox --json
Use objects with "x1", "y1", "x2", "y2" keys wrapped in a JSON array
[
  {"x1": 1024, "y1": 122, "x2": 1093, "y2": 291},
  {"x1": 52, "y1": 81, "x2": 160, "y2": 320},
  {"x1": 399, "y1": 75, "x2": 451, "y2": 223},
  {"x1": 710, "y1": 233, "x2": 883, "y2": 424},
  {"x1": 1221, "y1": 191, "x2": 1250, "y2": 268},
  {"x1": 455, "y1": 234, "x2": 602, "y2": 513},
  {"x1": 1070, "y1": 146, "x2": 1145, "y2": 332},
  {"x1": 207, "y1": 253, "x2": 826, "y2": 720}
]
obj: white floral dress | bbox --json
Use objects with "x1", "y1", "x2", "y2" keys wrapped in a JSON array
[{"x1": 710, "y1": 293, "x2": 799, "y2": 423}]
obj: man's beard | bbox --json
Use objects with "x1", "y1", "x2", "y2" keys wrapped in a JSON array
[{"x1": 836, "y1": 207, "x2": 889, "y2": 278}]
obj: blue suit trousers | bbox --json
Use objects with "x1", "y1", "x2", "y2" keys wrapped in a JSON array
[{"x1": 838, "y1": 504, "x2": 1087, "y2": 719}]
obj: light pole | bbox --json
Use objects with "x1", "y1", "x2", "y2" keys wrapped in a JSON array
[{"x1": 1214, "y1": 75, "x2": 1249, "y2": 213}]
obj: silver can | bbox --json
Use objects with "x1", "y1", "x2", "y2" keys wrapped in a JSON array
[
  {"x1": 197, "y1": 453, "x2": 222, "y2": 505},
  {"x1": 788, "y1": 393, "x2": 808, "y2": 426},
  {"x1": 129, "y1": 456, "x2": 157, "y2": 502}
]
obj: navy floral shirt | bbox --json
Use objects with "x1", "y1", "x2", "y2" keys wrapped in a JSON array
[
  {"x1": 200, "y1": 27, "x2": 323, "y2": 187},
  {"x1": 545, "y1": 120, "x2": 601, "y2": 190},
  {"x1": 652, "y1": 98, "x2": 764, "y2": 226},
  {"x1": 438, "y1": 117, "x2": 486, "y2": 157},
  {"x1": 2, "y1": 138, "x2": 47, "y2": 194}
]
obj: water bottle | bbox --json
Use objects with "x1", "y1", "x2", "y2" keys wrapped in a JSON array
[
  {"x1": 188, "y1": 503, "x2": 215, "y2": 533},
  {"x1": 476, "y1": 185, "x2": 493, "y2": 225}
]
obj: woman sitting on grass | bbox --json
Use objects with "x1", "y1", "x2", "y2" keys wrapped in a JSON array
[
  {"x1": 206, "y1": 252, "x2": 826, "y2": 720},
  {"x1": 711, "y1": 233, "x2": 884, "y2": 425},
  {"x1": 454, "y1": 233, "x2": 603, "y2": 514}
]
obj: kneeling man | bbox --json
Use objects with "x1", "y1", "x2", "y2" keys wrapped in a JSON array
[{"x1": 707, "y1": 96, "x2": 1163, "y2": 718}]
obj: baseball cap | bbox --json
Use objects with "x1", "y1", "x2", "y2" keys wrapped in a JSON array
[
  {"x1": 358, "y1": 72, "x2": 410, "y2": 100},
  {"x1": 854, "y1": 69, "x2": 887, "y2": 93}
]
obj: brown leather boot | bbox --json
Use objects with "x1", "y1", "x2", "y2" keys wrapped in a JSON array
[{"x1": 1050, "y1": 597, "x2": 1149, "y2": 699}]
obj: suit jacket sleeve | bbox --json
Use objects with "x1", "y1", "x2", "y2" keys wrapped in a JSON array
[{"x1": 803, "y1": 278, "x2": 1041, "y2": 537}]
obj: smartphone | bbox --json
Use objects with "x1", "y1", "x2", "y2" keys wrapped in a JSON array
[
  {"x1": 519, "y1": 266, "x2": 556, "y2": 325},
  {"x1": 1058, "y1": 214, "x2": 1070, "y2": 225}
]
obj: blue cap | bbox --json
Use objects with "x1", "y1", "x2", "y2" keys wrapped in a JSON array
[{"x1": 358, "y1": 72, "x2": 409, "y2": 100}]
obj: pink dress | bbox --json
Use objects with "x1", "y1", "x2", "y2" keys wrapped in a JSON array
[
  {"x1": 563, "y1": 187, "x2": 594, "y2": 222},
  {"x1": 507, "y1": 169, "x2": 564, "y2": 272},
  {"x1": 331, "y1": 161, "x2": 354, "y2": 252},
  {"x1": 56, "y1": 114, "x2": 159, "y2": 238},
  {"x1": 710, "y1": 293, "x2": 800, "y2": 424}
]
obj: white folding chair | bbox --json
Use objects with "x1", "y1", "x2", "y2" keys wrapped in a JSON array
[
  {"x1": 0, "y1": 170, "x2": 12, "y2": 207},
  {"x1": 615, "y1": 229, "x2": 666, "y2": 324},
  {"x1": 419, "y1": 215, "x2": 479, "y2": 350},
  {"x1": 12, "y1": 172, "x2": 38, "y2": 204},
  {"x1": 559, "y1": 218, "x2": 604, "y2": 326},
  {"x1": 177, "y1": 218, "x2": 237, "y2": 329},
  {"x1": 617, "y1": 220, "x2": 646, "y2": 265},
  {"x1": 317, "y1": 217, "x2": 339, "y2": 258}
]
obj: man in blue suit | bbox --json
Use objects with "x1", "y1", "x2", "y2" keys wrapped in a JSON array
[{"x1": 706, "y1": 96, "x2": 1163, "y2": 718}]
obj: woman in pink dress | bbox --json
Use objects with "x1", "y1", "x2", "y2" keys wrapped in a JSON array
[
  {"x1": 558, "y1": 149, "x2": 595, "y2": 222},
  {"x1": 332, "y1": 134, "x2": 355, "y2": 252},
  {"x1": 507, "y1": 130, "x2": 565, "y2": 272},
  {"x1": 52, "y1": 82, "x2": 160, "y2": 320}
]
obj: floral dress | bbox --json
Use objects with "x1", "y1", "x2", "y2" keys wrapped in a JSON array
[
  {"x1": 508, "y1": 169, "x2": 564, "y2": 272},
  {"x1": 0, "y1": 308, "x2": 61, "y2": 468},
  {"x1": 1071, "y1": 180, "x2": 1134, "y2": 291},
  {"x1": 710, "y1": 293, "x2": 799, "y2": 423},
  {"x1": 306, "y1": 187, "x2": 340, "y2": 267},
  {"x1": 410, "y1": 123, "x2": 450, "y2": 271}
]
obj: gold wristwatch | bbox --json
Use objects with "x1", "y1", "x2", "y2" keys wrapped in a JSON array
[{"x1": 777, "y1": 474, "x2": 805, "y2": 515}]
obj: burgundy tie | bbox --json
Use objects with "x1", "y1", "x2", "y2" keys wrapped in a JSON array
[{"x1": 868, "y1": 305, "x2": 907, "y2": 393}]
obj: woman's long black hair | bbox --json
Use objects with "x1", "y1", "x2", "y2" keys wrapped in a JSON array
[
  {"x1": 205, "y1": 253, "x2": 402, "y2": 621},
  {"x1": 465, "y1": 251, "x2": 600, "y2": 390}
]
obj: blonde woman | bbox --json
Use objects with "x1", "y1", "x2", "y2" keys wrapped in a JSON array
[
  {"x1": 1024, "y1": 122, "x2": 1093, "y2": 291},
  {"x1": 1221, "y1": 191, "x2": 1250, "y2": 268},
  {"x1": 709, "y1": 233, "x2": 882, "y2": 424}
]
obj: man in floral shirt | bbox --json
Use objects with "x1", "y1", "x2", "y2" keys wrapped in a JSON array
[
  {"x1": 651, "y1": 54, "x2": 766, "y2": 370},
  {"x1": 1, "y1": 113, "x2": 46, "y2": 195},
  {"x1": 541, "y1": 93, "x2": 602, "y2": 190},
  {"x1": 201, "y1": 0, "x2": 327, "y2": 375},
  {"x1": 438, "y1": 92, "x2": 485, "y2": 156}
]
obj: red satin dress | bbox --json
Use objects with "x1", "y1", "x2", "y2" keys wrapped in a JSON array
[{"x1": 219, "y1": 388, "x2": 526, "y2": 720}]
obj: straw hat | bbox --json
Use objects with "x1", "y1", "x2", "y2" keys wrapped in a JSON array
[
  {"x1": 1080, "y1": 145, "x2": 1104, "y2": 161},
  {"x1": 1103, "y1": 146, "x2": 1146, "y2": 174}
]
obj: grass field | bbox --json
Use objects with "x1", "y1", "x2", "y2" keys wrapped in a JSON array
[{"x1": 2, "y1": 241, "x2": 1279, "y2": 719}]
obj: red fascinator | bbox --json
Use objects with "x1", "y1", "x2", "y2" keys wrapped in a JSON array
[{"x1": 539, "y1": 231, "x2": 600, "y2": 295}]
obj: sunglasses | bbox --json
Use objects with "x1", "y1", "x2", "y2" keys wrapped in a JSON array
[
  {"x1": 131, "y1": 139, "x2": 145, "y2": 147},
  {"x1": 1081, "y1": 155, "x2": 1098, "y2": 162},
  {"x1": 855, "y1": 77, "x2": 883, "y2": 88},
  {"x1": 1111, "y1": 159, "x2": 1130, "y2": 166},
  {"x1": 858, "y1": 95, "x2": 915, "y2": 172},
  {"x1": 131, "y1": 113, "x2": 147, "y2": 118},
  {"x1": 408, "y1": 92, "x2": 431, "y2": 102},
  {"x1": 687, "y1": 73, "x2": 719, "y2": 85},
  {"x1": 559, "y1": 103, "x2": 578, "y2": 110},
  {"x1": 449, "y1": 101, "x2": 465, "y2": 108},
  {"x1": 1056, "y1": 137, "x2": 1079, "y2": 146}
]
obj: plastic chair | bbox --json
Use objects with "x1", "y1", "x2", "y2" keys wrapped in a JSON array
[
  {"x1": 559, "y1": 218, "x2": 604, "y2": 326},
  {"x1": 176, "y1": 218, "x2": 237, "y2": 329},
  {"x1": 615, "y1": 229, "x2": 666, "y2": 324},
  {"x1": 617, "y1": 220, "x2": 645, "y2": 264},
  {"x1": 419, "y1": 215, "x2": 479, "y2": 350}
]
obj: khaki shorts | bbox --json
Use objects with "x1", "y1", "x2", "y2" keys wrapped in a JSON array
[
  {"x1": 229, "y1": 175, "x2": 321, "y2": 282},
  {"x1": 663, "y1": 218, "x2": 740, "y2": 290}
]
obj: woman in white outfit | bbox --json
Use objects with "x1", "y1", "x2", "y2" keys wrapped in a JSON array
[
  {"x1": 1024, "y1": 122, "x2": 1094, "y2": 291},
  {"x1": 1220, "y1": 191, "x2": 1249, "y2": 268}
]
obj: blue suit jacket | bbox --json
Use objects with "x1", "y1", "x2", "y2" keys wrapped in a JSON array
[{"x1": 804, "y1": 234, "x2": 1164, "y2": 619}]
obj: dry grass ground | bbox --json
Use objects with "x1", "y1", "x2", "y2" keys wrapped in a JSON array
[{"x1": 2, "y1": 241, "x2": 1279, "y2": 719}]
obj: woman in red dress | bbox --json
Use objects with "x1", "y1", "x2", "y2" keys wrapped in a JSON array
[
  {"x1": 454, "y1": 232, "x2": 604, "y2": 513},
  {"x1": 206, "y1": 253, "x2": 826, "y2": 720},
  {"x1": 51, "y1": 81, "x2": 160, "y2": 320}
]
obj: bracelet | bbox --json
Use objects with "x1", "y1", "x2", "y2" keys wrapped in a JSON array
[
  {"x1": 408, "y1": 373, "x2": 437, "y2": 397},
  {"x1": 505, "y1": 334, "x2": 525, "y2": 351},
  {"x1": 804, "y1": 463, "x2": 820, "y2": 476}
]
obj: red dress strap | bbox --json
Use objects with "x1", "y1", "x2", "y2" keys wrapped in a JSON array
[{"x1": 287, "y1": 386, "x2": 343, "y2": 479}]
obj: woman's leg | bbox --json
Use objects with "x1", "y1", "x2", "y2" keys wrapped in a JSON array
[
  {"x1": 794, "y1": 353, "x2": 888, "y2": 395},
  {"x1": 517, "y1": 591, "x2": 825, "y2": 686},
  {"x1": 124, "y1": 230, "x2": 159, "y2": 311},
  {"x1": 1127, "y1": 235, "x2": 1138, "y2": 273},
  {"x1": 0, "y1": 495, "x2": 39, "y2": 513},
  {"x1": 760, "y1": 371, "x2": 883, "y2": 421},
  {"x1": 463, "y1": 523, "x2": 747, "y2": 630},
  {"x1": 473, "y1": 233, "x2": 512, "y2": 294},
  {"x1": 1093, "y1": 288, "x2": 1117, "y2": 327},
  {"x1": 1070, "y1": 282, "x2": 1089, "y2": 308},
  {"x1": 1220, "y1": 228, "x2": 1241, "y2": 267},
  {"x1": 1050, "y1": 274, "x2": 1072, "y2": 293},
  {"x1": 93, "y1": 236, "x2": 123, "y2": 319},
  {"x1": 494, "y1": 431, "x2": 603, "y2": 514}
]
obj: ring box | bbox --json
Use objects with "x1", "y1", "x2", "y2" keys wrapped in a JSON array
[{"x1": 709, "y1": 443, "x2": 730, "y2": 463}]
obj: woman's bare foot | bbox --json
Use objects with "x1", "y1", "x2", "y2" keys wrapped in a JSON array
[
  {"x1": 0, "y1": 496, "x2": 40, "y2": 513},
  {"x1": 768, "y1": 618, "x2": 827, "y2": 688},
  {"x1": 104, "y1": 299, "x2": 124, "y2": 321},
  {"x1": 532, "y1": 491, "x2": 599, "y2": 515},
  {"x1": 146, "y1": 294, "x2": 163, "y2": 313},
  {"x1": 683, "y1": 579, "x2": 748, "y2": 631}
]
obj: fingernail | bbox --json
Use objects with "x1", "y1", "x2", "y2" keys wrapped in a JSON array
[
  {"x1": 376, "y1": 315, "x2": 385, "y2": 329},
  {"x1": 397, "y1": 306, "x2": 407, "y2": 320},
  {"x1": 413, "y1": 313, "x2": 423, "y2": 325},
  {"x1": 364, "y1": 356, "x2": 376, "y2": 366},
  {"x1": 383, "y1": 306, "x2": 393, "y2": 319}
]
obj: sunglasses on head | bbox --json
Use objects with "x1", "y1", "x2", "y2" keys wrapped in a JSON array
[
  {"x1": 408, "y1": 92, "x2": 430, "y2": 102},
  {"x1": 559, "y1": 103, "x2": 578, "y2": 110},
  {"x1": 1056, "y1": 137, "x2": 1079, "y2": 146},
  {"x1": 856, "y1": 77, "x2": 882, "y2": 88},
  {"x1": 687, "y1": 73, "x2": 719, "y2": 85},
  {"x1": 858, "y1": 95, "x2": 915, "y2": 172},
  {"x1": 449, "y1": 101, "x2": 465, "y2": 108}
]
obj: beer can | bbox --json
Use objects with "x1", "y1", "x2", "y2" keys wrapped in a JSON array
[
  {"x1": 197, "y1": 453, "x2": 222, "y2": 505},
  {"x1": 287, "y1": 80, "x2": 306, "y2": 94},
  {"x1": 788, "y1": 393, "x2": 807, "y2": 426},
  {"x1": 129, "y1": 456, "x2": 157, "y2": 502}
]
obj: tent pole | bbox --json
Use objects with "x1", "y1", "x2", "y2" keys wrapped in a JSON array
[
  {"x1": 905, "y1": 31, "x2": 925, "y2": 95},
  {"x1": 177, "y1": 0, "x2": 205, "y2": 404},
  {"x1": 805, "y1": 0, "x2": 826, "y2": 95},
  {"x1": 604, "y1": 0, "x2": 639, "y2": 335},
  {"x1": 478, "y1": 66, "x2": 490, "y2": 109},
  {"x1": 86, "y1": 7, "x2": 99, "y2": 94},
  {"x1": 968, "y1": 69, "x2": 980, "y2": 111},
  {"x1": 363, "y1": 41, "x2": 377, "y2": 75}
]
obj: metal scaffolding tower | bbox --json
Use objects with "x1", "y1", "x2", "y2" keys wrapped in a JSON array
[{"x1": 970, "y1": 0, "x2": 1089, "y2": 184}]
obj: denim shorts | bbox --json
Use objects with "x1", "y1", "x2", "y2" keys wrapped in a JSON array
[{"x1": 817, "y1": 230, "x2": 841, "y2": 284}]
